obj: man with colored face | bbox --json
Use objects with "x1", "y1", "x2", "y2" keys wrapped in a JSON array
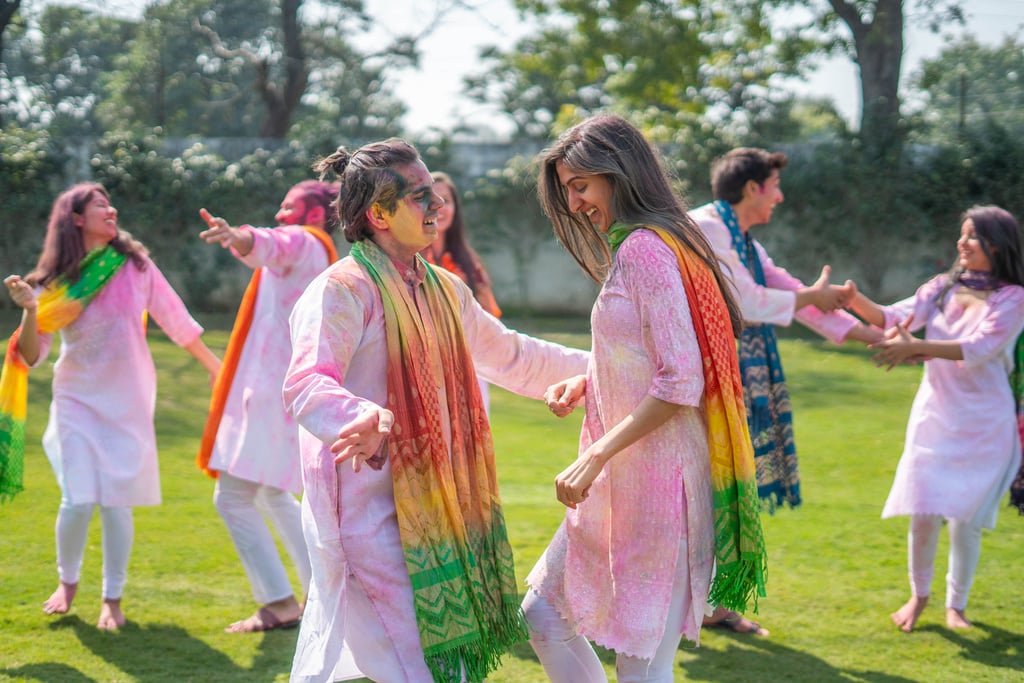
[
  {"x1": 689, "y1": 147, "x2": 881, "y2": 635},
  {"x1": 283, "y1": 138, "x2": 588, "y2": 683},
  {"x1": 195, "y1": 181, "x2": 340, "y2": 633}
]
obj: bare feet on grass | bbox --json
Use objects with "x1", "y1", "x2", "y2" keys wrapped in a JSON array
[
  {"x1": 42, "y1": 581, "x2": 78, "y2": 615},
  {"x1": 946, "y1": 607, "x2": 972, "y2": 629},
  {"x1": 97, "y1": 598, "x2": 126, "y2": 630},
  {"x1": 891, "y1": 595, "x2": 928, "y2": 632}
]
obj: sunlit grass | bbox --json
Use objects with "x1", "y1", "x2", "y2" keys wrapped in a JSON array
[{"x1": 1, "y1": 318, "x2": 1022, "y2": 682}]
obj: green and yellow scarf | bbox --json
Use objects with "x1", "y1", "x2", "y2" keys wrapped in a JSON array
[
  {"x1": 350, "y1": 239, "x2": 527, "y2": 683},
  {"x1": 608, "y1": 223, "x2": 768, "y2": 613},
  {"x1": 0, "y1": 246, "x2": 127, "y2": 502}
]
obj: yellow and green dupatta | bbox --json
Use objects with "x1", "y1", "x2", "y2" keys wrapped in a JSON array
[
  {"x1": 0, "y1": 246, "x2": 128, "y2": 502},
  {"x1": 608, "y1": 223, "x2": 768, "y2": 613},
  {"x1": 350, "y1": 239, "x2": 527, "y2": 683}
]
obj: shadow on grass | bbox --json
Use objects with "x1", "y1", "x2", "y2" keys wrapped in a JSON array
[
  {"x1": 0, "y1": 662, "x2": 97, "y2": 682},
  {"x1": 930, "y1": 620, "x2": 1024, "y2": 673},
  {"x1": 38, "y1": 615, "x2": 293, "y2": 682},
  {"x1": 679, "y1": 634, "x2": 918, "y2": 683}
]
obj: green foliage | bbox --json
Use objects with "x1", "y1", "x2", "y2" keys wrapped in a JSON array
[
  {"x1": 0, "y1": 126, "x2": 65, "y2": 276},
  {"x1": 911, "y1": 34, "x2": 1024, "y2": 143},
  {"x1": 467, "y1": 0, "x2": 796, "y2": 142},
  {"x1": 98, "y1": 0, "x2": 276, "y2": 137}
]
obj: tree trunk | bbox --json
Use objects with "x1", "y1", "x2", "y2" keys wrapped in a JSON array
[{"x1": 257, "y1": 0, "x2": 308, "y2": 138}]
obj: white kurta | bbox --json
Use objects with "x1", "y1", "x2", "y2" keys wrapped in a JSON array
[
  {"x1": 207, "y1": 225, "x2": 333, "y2": 494},
  {"x1": 283, "y1": 255, "x2": 589, "y2": 683},
  {"x1": 879, "y1": 276, "x2": 1024, "y2": 528},
  {"x1": 34, "y1": 257, "x2": 203, "y2": 507},
  {"x1": 689, "y1": 202, "x2": 859, "y2": 342}
]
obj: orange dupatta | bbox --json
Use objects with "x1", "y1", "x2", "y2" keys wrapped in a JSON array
[{"x1": 196, "y1": 227, "x2": 338, "y2": 477}]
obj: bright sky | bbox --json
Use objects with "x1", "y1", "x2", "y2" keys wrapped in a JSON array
[{"x1": 60, "y1": 0, "x2": 1024, "y2": 139}]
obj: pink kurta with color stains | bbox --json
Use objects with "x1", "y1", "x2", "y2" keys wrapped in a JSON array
[
  {"x1": 880, "y1": 276, "x2": 1024, "y2": 528},
  {"x1": 34, "y1": 257, "x2": 203, "y2": 507},
  {"x1": 690, "y1": 202, "x2": 859, "y2": 343},
  {"x1": 528, "y1": 230, "x2": 715, "y2": 659},
  {"x1": 283, "y1": 255, "x2": 589, "y2": 683},
  {"x1": 206, "y1": 225, "x2": 333, "y2": 494}
]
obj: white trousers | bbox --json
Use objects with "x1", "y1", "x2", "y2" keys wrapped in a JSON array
[
  {"x1": 214, "y1": 472, "x2": 311, "y2": 604},
  {"x1": 522, "y1": 540, "x2": 689, "y2": 683},
  {"x1": 56, "y1": 502, "x2": 133, "y2": 600},
  {"x1": 908, "y1": 514, "x2": 983, "y2": 611}
]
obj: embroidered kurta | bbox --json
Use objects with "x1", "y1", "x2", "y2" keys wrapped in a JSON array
[
  {"x1": 527, "y1": 230, "x2": 715, "y2": 658},
  {"x1": 31, "y1": 257, "x2": 203, "y2": 507},
  {"x1": 880, "y1": 276, "x2": 1024, "y2": 528},
  {"x1": 690, "y1": 202, "x2": 859, "y2": 342},
  {"x1": 207, "y1": 225, "x2": 333, "y2": 494},
  {"x1": 283, "y1": 255, "x2": 589, "y2": 683}
]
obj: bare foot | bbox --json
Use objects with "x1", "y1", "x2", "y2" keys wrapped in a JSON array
[
  {"x1": 97, "y1": 598, "x2": 126, "y2": 630},
  {"x1": 891, "y1": 595, "x2": 929, "y2": 632},
  {"x1": 42, "y1": 581, "x2": 78, "y2": 615},
  {"x1": 225, "y1": 595, "x2": 303, "y2": 633},
  {"x1": 946, "y1": 607, "x2": 972, "y2": 629}
]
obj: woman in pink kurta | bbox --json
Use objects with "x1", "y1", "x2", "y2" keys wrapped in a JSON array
[
  {"x1": 4, "y1": 183, "x2": 220, "y2": 631},
  {"x1": 846, "y1": 205, "x2": 1024, "y2": 633},
  {"x1": 523, "y1": 115, "x2": 756, "y2": 683},
  {"x1": 198, "y1": 181, "x2": 338, "y2": 633}
]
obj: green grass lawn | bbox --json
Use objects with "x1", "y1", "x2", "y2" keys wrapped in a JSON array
[{"x1": 1, "y1": 318, "x2": 1022, "y2": 683}]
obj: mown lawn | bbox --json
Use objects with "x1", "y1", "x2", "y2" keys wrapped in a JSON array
[{"x1": 1, "y1": 316, "x2": 1022, "y2": 683}]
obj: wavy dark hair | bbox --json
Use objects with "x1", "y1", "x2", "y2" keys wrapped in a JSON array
[
  {"x1": 537, "y1": 113, "x2": 742, "y2": 335},
  {"x1": 430, "y1": 172, "x2": 490, "y2": 294},
  {"x1": 710, "y1": 147, "x2": 788, "y2": 205},
  {"x1": 291, "y1": 179, "x2": 341, "y2": 234},
  {"x1": 313, "y1": 138, "x2": 420, "y2": 243},
  {"x1": 936, "y1": 205, "x2": 1024, "y2": 308},
  {"x1": 26, "y1": 183, "x2": 148, "y2": 287}
]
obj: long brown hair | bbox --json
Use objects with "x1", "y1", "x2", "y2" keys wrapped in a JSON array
[
  {"x1": 538, "y1": 114, "x2": 742, "y2": 335},
  {"x1": 26, "y1": 183, "x2": 148, "y2": 287}
]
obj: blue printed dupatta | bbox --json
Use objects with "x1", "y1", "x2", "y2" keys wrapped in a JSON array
[{"x1": 715, "y1": 200, "x2": 801, "y2": 509}]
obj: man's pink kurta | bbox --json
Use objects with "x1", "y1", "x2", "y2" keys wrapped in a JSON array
[
  {"x1": 34, "y1": 257, "x2": 203, "y2": 507},
  {"x1": 880, "y1": 276, "x2": 1024, "y2": 528},
  {"x1": 528, "y1": 230, "x2": 716, "y2": 659},
  {"x1": 207, "y1": 225, "x2": 333, "y2": 494},
  {"x1": 690, "y1": 202, "x2": 859, "y2": 342},
  {"x1": 284, "y1": 255, "x2": 589, "y2": 683}
]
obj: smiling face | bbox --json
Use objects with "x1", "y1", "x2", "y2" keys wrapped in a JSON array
[
  {"x1": 957, "y1": 218, "x2": 993, "y2": 272},
  {"x1": 433, "y1": 180, "x2": 455, "y2": 237},
  {"x1": 370, "y1": 160, "x2": 443, "y2": 264},
  {"x1": 556, "y1": 160, "x2": 615, "y2": 233},
  {"x1": 740, "y1": 169, "x2": 784, "y2": 229},
  {"x1": 275, "y1": 188, "x2": 310, "y2": 226},
  {"x1": 75, "y1": 193, "x2": 118, "y2": 251}
]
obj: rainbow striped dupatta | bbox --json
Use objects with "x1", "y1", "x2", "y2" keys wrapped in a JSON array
[
  {"x1": 0, "y1": 246, "x2": 127, "y2": 502},
  {"x1": 196, "y1": 226, "x2": 338, "y2": 477},
  {"x1": 350, "y1": 240, "x2": 527, "y2": 683},
  {"x1": 607, "y1": 224, "x2": 768, "y2": 613}
]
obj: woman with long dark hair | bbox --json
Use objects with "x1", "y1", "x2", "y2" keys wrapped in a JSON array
[
  {"x1": 2, "y1": 183, "x2": 220, "y2": 630},
  {"x1": 522, "y1": 114, "x2": 766, "y2": 682},
  {"x1": 844, "y1": 205, "x2": 1024, "y2": 632}
]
